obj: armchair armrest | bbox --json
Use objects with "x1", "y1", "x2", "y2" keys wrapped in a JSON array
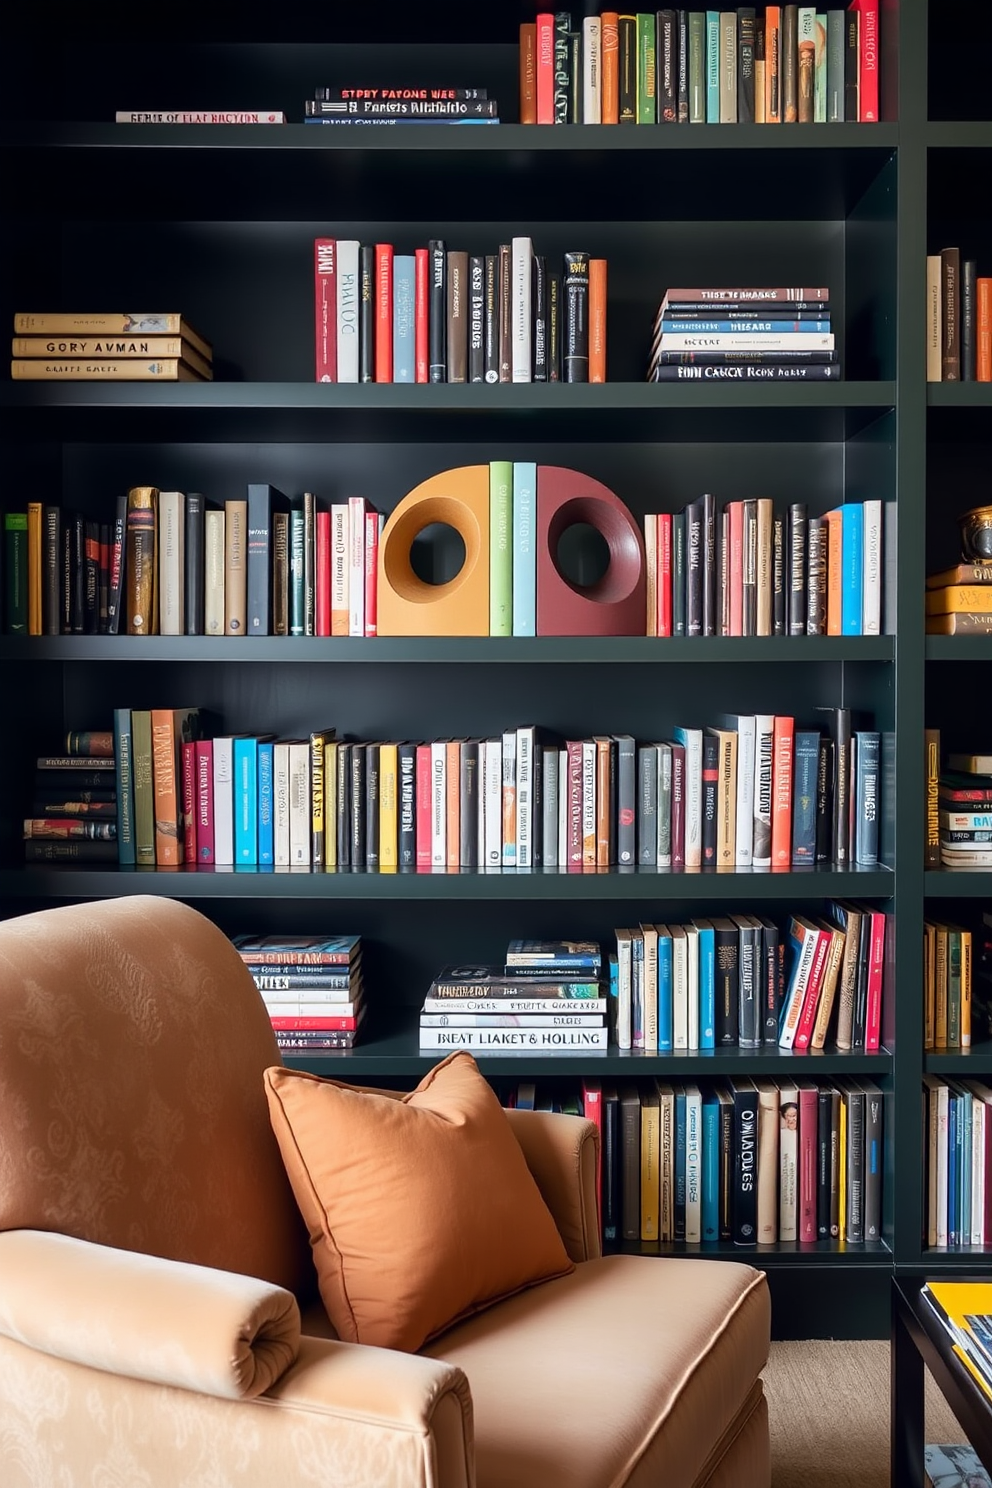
[
  {"x1": 504, "y1": 1110, "x2": 602, "y2": 1262},
  {"x1": 0, "y1": 1228, "x2": 299, "y2": 1399}
]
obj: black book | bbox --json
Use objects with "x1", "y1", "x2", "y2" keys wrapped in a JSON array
[
  {"x1": 364, "y1": 742, "x2": 380, "y2": 869},
  {"x1": 772, "y1": 516, "x2": 786, "y2": 636},
  {"x1": 733, "y1": 914, "x2": 760, "y2": 1049},
  {"x1": 483, "y1": 253, "x2": 499, "y2": 384},
  {"x1": 532, "y1": 254, "x2": 549, "y2": 382},
  {"x1": 817, "y1": 1088, "x2": 833, "y2": 1240},
  {"x1": 702, "y1": 490, "x2": 716, "y2": 636},
  {"x1": 84, "y1": 520, "x2": 99, "y2": 634},
  {"x1": 428, "y1": 238, "x2": 447, "y2": 383},
  {"x1": 459, "y1": 739, "x2": 479, "y2": 867},
  {"x1": 71, "y1": 513, "x2": 85, "y2": 634},
  {"x1": 730, "y1": 1078, "x2": 758, "y2": 1245},
  {"x1": 759, "y1": 918, "x2": 782, "y2": 1045},
  {"x1": 657, "y1": 9, "x2": 677, "y2": 122},
  {"x1": 962, "y1": 259, "x2": 977, "y2": 382},
  {"x1": 717, "y1": 1088, "x2": 734, "y2": 1241},
  {"x1": 398, "y1": 742, "x2": 417, "y2": 867},
  {"x1": 554, "y1": 11, "x2": 572, "y2": 124},
  {"x1": 359, "y1": 244, "x2": 375, "y2": 383},
  {"x1": 98, "y1": 521, "x2": 110, "y2": 633},
  {"x1": 35, "y1": 766, "x2": 117, "y2": 791},
  {"x1": 676, "y1": 9, "x2": 689, "y2": 123},
  {"x1": 568, "y1": 30, "x2": 583, "y2": 121},
  {"x1": 106, "y1": 492, "x2": 126, "y2": 636},
  {"x1": 349, "y1": 744, "x2": 366, "y2": 869},
  {"x1": 60, "y1": 516, "x2": 72, "y2": 634},
  {"x1": 854, "y1": 730, "x2": 881, "y2": 867},
  {"x1": 701, "y1": 730, "x2": 719, "y2": 866},
  {"x1": 336, "y1": 741, "x2": 352, "y2": 869},
  {"x1": 563, "y1": 251, "x2": 590, "y2": 382},
  {"x1": 247, "y1": 483, "x2": 289, "y2": 637},
  {"x1": 844, "y1": 11, "x2": 859, "y2": 121},
  {"x1": 468, "y1": 255, "x2": 485, "y2": 384},
  {"x1": 42, "y1": 503, "x2": 60, "y2": 637},
  {"x1": 548, "y1": 272, "x2": 561, "y2": 381},
  {"x1": 806, "y1": 516, "x2": 827, "y2": 634},
  {"x1": 618, "y1": 14, "x2": 637, "y2": 122},
  {"x1": 843, "y1": 1082, "x2": 866, "y2": 1242},
  {"x1": 185, "y1": 492, "x2": 205, "y2": 635},
  {"x1": 620, "y1": 1084, "x2": 641, "y2": 1240},
  {"x1": 712, "y1": 916, "x2": 740, "y2": 1046},
  {"x1": 863, "y1": 1079, "x2": 883, "y2": 1241},
  {"x1": 673, "y1": 1083, "x2": 686, "y2": 1241},
  {"x1": 671, "y1": 510, "x2": 686, "y2": 636},
  {"x1": 815, "y1": 737, "x2": 834, "y2": 863},
  {"x1": 602, "y1": 1085, "x2": 621, "y2": 1244},
  {"x1": 685, "y1": 497, "x2": 704, "y2": 637},
  {"x1": 817, "y1": 705, "x2": 852, "y2": 866},
  {"x1": 787, "y1": 502, "x2": 807, "y2": 636},
  {"x1": 737, "y1": 7, "x2": 756, "y2": 122},
  {"x1": 637, "y1": 744, "x2": 658, "y2": 866}
]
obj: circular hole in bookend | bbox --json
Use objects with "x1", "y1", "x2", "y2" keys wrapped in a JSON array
[
  {"x1": 547, "y1": 496, "x2": 642, "y2": 603},
  {"x1": 555, "y1": 522, "x2": 611, "y2": 589},
  {"x1": 409, "y1": 523, "x2": 467, "y2": 587}
]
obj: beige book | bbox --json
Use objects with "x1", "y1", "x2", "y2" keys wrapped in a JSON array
[
  {"x1": 755, "y1": 1081, "x2": 780, "y2": 1244},
  {"x1": 755, "y1": 58, "x2": 766, "y2": 122},
  {"x1": 639, "y1": 923, "x2": 659, "y2": 1052},
  {"x1": 756, "y1": 497, "x2": 774, "y2": 635},
  {"x1": 224, "y1": 498, "x2": 247, "y2": 636},
  {"x1": 10, "y1": 358, "x2": 206, "y2": 380},
  {"x1": 204, "y1": 508, "x2": 226, "y2": 636},
  {"x1": 157, "y1": 491, "x2": 185, "y2": 637},
  {"x1": 657, "y1": 1082, "x2": 675, "y2": 1241},
  {"x1": 832, "y1": 904, "x2": 861, "y2": 1051},
  {"x1": 926, "y1": 255, "x2": 942, "y2": 382},
  {"x1": 777, "y1": 1081, "x2": 799, "y2": 1242},
  {"x1": 639, "y1": 1087, "x2": 661, "y2": 1242}
]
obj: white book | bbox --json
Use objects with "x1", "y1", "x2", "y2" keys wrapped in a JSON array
[
  {"x1": 483, "y1": 738, "x2": 502, "y2": 867},
  {"x1": 204, "y1": 507, "x2": 226, "y2": 636},
  {"x1": 671, "y1": 925, "x2": 689, "y2": 1050},
  {"x1": 684, "y1": 1083, "x2": 703, "y2": 1244},
  {"x1": 935, "y1": 1082, "x2": 949, "y2": 1248},
  {"x1": 717, "y1": 713, "x2": 755, "y2": 865},
  {"x1": 422, "y1": 996, "x2": 607, "y2": 1015},
  {"x1": 273, "y1": 742, "x2": 292, "y2": 867},
  {"x1": 288, "y1": 741, "x2": 311, "y2": 865},
  {"x1": 778, "y1": 1082, "x2": 799, "y2": 1242},
  {"x1": 431, "y1": 741, "x2": 447, "y2": 868},
  {"x1": 657, "y1": 742, "x2": 672, "y2": 868},
  {"x1": 516, "y1": 726, "x2": 535, "y2": 867},
  {"x1": 862, "y1": 499, "x2": 883, "y2": 636},
  {"x1": 558, "y1": 749, "x2": 568, "y2": 868},
  {"x1": 685, "y1": 923, "x2": 700, "y2": 1051},
  {"x1": 511, "y1": 236, "x2": 533, "y2": 383},
  {"x1": 264, "y1": 999, "x2": 360, "y2": 1016},
  {"x1": 582, "y1": 16, "x2": 602, "y2": 123},
  {"x1": 212, "y1": 736, "x2": 235, "y2": 865},
  {"x1": 542, "y1": 746, "x2": 558, "y2": 867},
  {"x1": 336, "y1": 239, "x2": 360, "y2": 382},
  {"x1": 501, "y1": 729, "x2": 516, "y2": 866},
  {"x1": 659, "y1": 333, "x2": 835, "y2": 351},
  {"x1": 640, "y1": 923, "x2": 658, "y2": 1053},
  {"x1": 777, "y1": 920, "x2": 819, "y2": 1050},
  {"x1": 330, "y1": 504, "x2": 349, "y2": 629},
  {"x1": 419, "y1": 1026, "x2": 608, "y2": 1051},
  {"x1": 158, "y1": 490, "x2": 185, "y2": 636},
  {"x1": 673, "y1": 727, "x2": 702, "y2": 870},
  {"x1": 752, "y1": 714, "x2": 775, "y2": 869},
  {"x1": 615, "y1": 928, "x2": 633, "y2": 1050},
  {"x1": 420, "y1": 1012, "x2": 604, "y2": 1029},
  {"x1": 581, "y1": 740, "x2": 597, "y2": 865},
  {"x1": 926, "y1": 255, "x2": 942, "y2": 382},
  {"x1": 348, "y1": 496, "x2": 365, "y2": 636}
]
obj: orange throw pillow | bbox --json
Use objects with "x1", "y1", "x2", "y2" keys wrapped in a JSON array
[{"x1": 263, "y1": 1052, "x2": 574, "y2": 1353}]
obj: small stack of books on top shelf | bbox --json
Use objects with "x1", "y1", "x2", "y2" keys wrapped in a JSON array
[
  {"x1": 926, "y1": 250, "x2": 992, "y2": 384},
  {"x1": 304, "y1": 86, "x2": 498, "y2": 127},
  {"x1": 926, "y1": 559, "x2": 992, "y2": 637},
  {"x1": 233, "y1": 934, "x2": 365, "y2": 1051},
  {"x1": 419, "y1": 941, "x2": 606, "y2": 1053},
  {"x1": 11, "y1": 315, "x2": 213, "y2": 382},
  {"x1": 648, "y1": 286, "x2": 837, "y2": 382},
  {"x1": 24, "y1": 731, "x2": 118, "y2": 865}
]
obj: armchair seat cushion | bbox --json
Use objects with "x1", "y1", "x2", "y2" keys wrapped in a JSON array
[{"x1": 421, "y1": 1254, "x2": 770, "y2": 1488}]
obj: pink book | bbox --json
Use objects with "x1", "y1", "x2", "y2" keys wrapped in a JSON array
[
  {"x1": 770, "y1": 715, "x2": 794, "y2": 868},
  {"x1": 536, "y1": 14, "x2": 555, "y2": 124},
  {"x1": 269, "y1": 1016, "x2": 358, "y2": 1031},
  {"x1": 798, "y1": 1084, "x2": 819, "y2": 1242},
  {"x1": 416, "y1": 743, "x2": 432, "y2": 869},
  {"x1": 864, "y1": 908, "x2": 886, "y2": 1051},
  {"x1": 194, "y1": 739, "x2": 214, "y2": 864},
  {"x1": 315, "y1": 509, "x2": 331, "y2": 636},
  {"x1": 793, "y1": 927, "x2": 831, "y2": 1052},
  {"x1": 181, "y1": 740, "x2": 198, "y2": 865},
  {"x1": 657, "y1": 513, "x2": 673, "y2": 636},
  {"x1": 314, "y1": 238, "x2": 337, "y2": 382},
  {"x1": 364, "y1": 509, "x2": 381, "y2": 637},
  {"x1": 415, "y1": 248, "x2": 430, "y2": 384},
  {"x1": 566, "y1": 740, "x2": 584, "y2": 870},
  {"x1": 375, "y1": 242, "x2": 394, "y2": 383},
  {"x1": 728, "y1": 501, "x2": 744, "y2": 636}
]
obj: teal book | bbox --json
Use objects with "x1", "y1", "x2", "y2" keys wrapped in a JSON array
[
  {"x1": 791, "y1": 729, "x2": 820, "y2": 864},
  {"x1": 512, "y1": 461, "x2": 536, "y2": 636},
  {"x1": 234, "y1": 736, "x2": 258, "y2": 864},
  {"x1": 702, "y1": 1095, "x2": 720, "y2": 1241},
  {"x1": 113, "y1": 707, "x2": 135, "y2": 865},
  {"x1": 694, "y1": 919, "x2": 716, "y2": 1050},
  {"x1": 658, "y1": 928, "x2": 673, "y2": 1052},
  {"x1": 489, "y1": 461, "x2": 512, "y2": 635},
  {"x1": 257, "y1": 739, "x2": 274, "y2": 865},
  {"x1": 814, "y1": 12, "x2": 827, "y2": 121},
  {"x1": 826, "y1": 9, "x2": 844, "y2": 121},
  {"x1": 392, "y1": 254, "x2": 415, "y2": 383},
  {"x1": 840, "y1": 503, "x2": 863, "y2": 635},
  {"x1": 706, "y1": 11, "x2": 720, "y2": 122},
  {"x1": 289, "y1": 507, "x2": 306, "y2": 637},
  {"x1": 4, "y1": 512, "x2": 28, "y2": 633}
]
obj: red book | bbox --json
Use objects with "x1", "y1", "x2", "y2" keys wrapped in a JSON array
[
  {"x1": 364, "y1": 509, "x2": 380, "y2": 638},
  {"x1": 536, "y1": 13, "x2": 555, "y2": 124},
  {"x1": 195, "y1": 739, "x2": 214, "y2": 864},
  {"x1": 798, "y1": 1083, "x2": 819, "y2": 1242},
  {"x1": 671, "y1": 741, "x2": 686, "y2": 871},
  {"x1": 314, "y1": 238, "x2": 337, "y2": 382},
  {"x1": 657, "y1": 513, "x2": 672, "y2": 636},
  {"x1": 415, "y1": 247, "x2": 430, "y2": 383},
  {"x1": 771, "y1": 716, "x2": 794, "y2": 867},
  {"x1": 793, "y1": 926, "x2": 831, "y2": 1052},
  {"x1": 581, "y1": 1079, "x2": 604, "y2": 1226},
  {"x1": 864, "y1": 908, "x2": 886, "y2": 1052},
  {"x1": 181, "y1": 739, "x2": 197, "y2": 865},
  {"x1": 849, "y1": 0, "x2": 879, "y2": 122},
  {"x1": 269, "y1": 1016, "x2": 358, "y2": 1031},
  {"x1": 315, "y1": 509, "x2": 331, "y2": 636},
  {"x1": 728, "y1": 501, "x2": 744, "y2": 636},
  {"x1": 566, "y1": 740, "x2": 584, "y2": 869},
  {"x1": 375, "y1": 242, "x2": 394, "y2": 382},
  {"x1": 416, "y1": 743, "x2": 432, "y2": 868}
]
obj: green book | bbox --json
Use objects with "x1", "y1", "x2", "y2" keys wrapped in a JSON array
[
  {"x1": 689, "y1": 11, "x2": 706, "y2": 122},
  {"x1": 489, "y1": 460, "x2": 512, "y2": 636},
  {"x1": 637, "y1": 13, "x2": 657, "y2": 123},
  {"x1": 814, "y1": 13, "x2": 827, "y2": 121},
  {"x1": 4, "y1": 512, "x2": 28, "y2": 634},
  {"x1": 131, "y1": 709, "x2": 156, "y2": 866}
]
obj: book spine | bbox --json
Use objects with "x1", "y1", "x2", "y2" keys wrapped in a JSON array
[
  {"x1": 392, "y1": 253, "x2": 416, "y2": 384},
  {"x1": 489, "y1": 460, "x2": 513, "y2": 636},
  {"x1": 962, "y1": 259, "x2": 977, "y2": 382},
  {"x1": 719, "y1": 9, "x2": 737, "y2": 121},
  {"x1": 246, "y1": 484, "x2": 273, "y2": 636},
  {"x1": 618, "y1": 13, "x2": 637, "y2": 123},
  {"x1": 468, "y1": 254, "x2": 485, "y2": 383},
  {"x1": 257, "y1": 741, "x2": 273, "y2": 866},
  {"x1": 797, "y1": 6, "x2": 815, "y2": 122},
  {"x1": 125, "y1": 487, "x2": 157, "y2": 636},
  {"x1": 335, "y1": 239, "x2": 360, "y2": 382},
  {"x1": 537, "y1": 13, "x2": 556, "y2": 122},
  {"x1": 737, "y1": 7, "x2": 756, "y2": 122},
  {"x1": 857, "y1": 0, "x2": 878, "y2": 120},
  {"x1": 563, "y1": 251, "x2": 590, "y2": 383},
  {"x1": 181, "y1": 740, "x2": 197, "y2": 863},
  {"x1": 826, "y1": 8, "x2": 844, "y2": 120},
  {"x1": 112, "y1": 708, "x2": 135, "y2": 865},
  {"x1": 314, "y1": 238, "x2": 337, "y2": 381},
  {"x1": 360, "y1": 244, "x2": 375, "y2": 382},
  {"x1": 733, "y1": 1084, "x2": 758, "y2": 1245},
  {"x1": 532, "y1": 254, "x2": 548, "y2": 382},
  {"x1": 638, "y1": 12, "x2": 657, "y2": 122},
  {"x1": 554, "y1": 10, "x2": 572, "y2": 124},
  {"x1": 770, "y1": 715, "x2": 793, "y2": 867},
  {"x1": 791, "y1": 729, "x2": 819, "y2": 864},
  {"x1": 941, "y1": 246, "x2": 960, "y2": 381},
  {"x1": 224, "y1": 498, "x2": 247, "y2": 636},
  {"x1": 498, "y1": 243, "x2": 512, "y2": 382},
  {"x1": 150, "y1": 710, "x2": 181, "y2": 866},
  {"x1": 589, "y1": 258, "x2": 607, "y2": 383},
  {"x1": 799, "y1": 1086, "x2": 818, "y2": 1242},
  {"x1": 924, "y1": 728, "x2": 940, "y2": 868},
  {"x1": 314, "y1": 509, "x2": 331, "y2": 637},
  {"x1": 659, "y1": 9, "x2": 677, "y2": 121},
  {"x1": 512, "y1": 237, "x2": 533, "y2": 382},
  {"x1": 204, "y1": 508, "x2": 225, "y2": 635},
  {"x1": 782, "y1": 3, "x2": 798, "y2": 122},
  {"x1": 688, "y1": 10, "x2": 705, "y2": 122},
  {"x1": 855, "y1": 731, "x2": 881, "y2": 866},
  {"x1": 978, "y1": 278, "x2": 992, "y2": 382},
  {"x1": 584, "y1": 16, "x2": 602, "y2": 121}
]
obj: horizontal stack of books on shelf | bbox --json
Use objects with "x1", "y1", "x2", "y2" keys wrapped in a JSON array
[
  {"x1": 614, "y1": 901, "x2": 886, "y2": 1054},
  {"x1": 924, "y1": 920, "x2": 974, "y2": 1052},
  {"x1": 115, "y1": 111, "x2": 286, "y2": 125},
  {"x1": 647, "y1": 286, "x2": 838, "y2": 382},
  {"x1": 927, "y1": 558, "x2": 992, "y2": 638},
  {"x1": 519, "y1": 5, "x2": 879, "y2": 126},
  {"x1": 923, "y1": 738, "x2": 992, "y2": 868},
  {"x1": 10, "y1": 314, "x2": 213, "y2": 383},
  {"x1": 502, "y1": 1075, "x2": 882, "y2": 1247},
  {"x1": 644, "y1": 495, "x2": 890, "y2": 636},
  {"x1": 419, "y1": 941, "x2": 605, "y2": 1053},
  {"x1": 104, "y1": 706, "x2": 885, "y2": 872},
  {"x1": 926, "y1": 249, "x2": 992, "y2": 383},
  {"x1": 922, "y1": 1096, "x2": 992, "y2": 1247},
  {"x1": 314, "y1": 238, "x2": 605, "y2": 384},
  {"x1": 304, "y1": 86, "x2": 498, "y2": 127},
  {"x1": 23, "y1": 732, "x2": 118, "y2": 864},
  {"x1": 233, "y1": 934, "x2": 365, "y2": 1051}
]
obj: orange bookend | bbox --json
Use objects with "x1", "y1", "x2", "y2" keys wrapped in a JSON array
[
  {"x1": 589, "y1": 258, "x2": 608, "y2": 382},
  {"x1": 824, "y1": 509, "x2": 843, "y2": 635}
]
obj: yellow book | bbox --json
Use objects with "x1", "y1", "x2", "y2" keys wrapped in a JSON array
[
  {"x1": 323, "y1": 741, "x2": 338, "y2": 870},
  {"x1": 309, "y1": 728, "x2": 337, "y2": 870},
  {"x1": 10, "y1": 358, "x2": 206, "y2": 381},
  {"x1": 926, "y1": 585, "x2": 992, "y2": 616},
  {"x1": 224, "y1": 498, "x2": 247, "y2": 636},
  {"x1": 379, "y1": 742, "x2": 398, "y2": 870},
  {"x1": 838, "y1": 1097, "x2": 847, "y2": 1240},
  {"x1": 924, "y1": 1281, "x2": 992, "y2": 1398},
  {"x1": 639, "y1": 1086, "x2": 660, "y2": 1242},
  {"x1": 26, "y1": 500, "x2": 42, "y2": 636}
]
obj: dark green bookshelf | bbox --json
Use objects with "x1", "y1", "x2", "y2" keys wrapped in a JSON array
[
  {"x1": 925, "y1": 872, "x2": 992, "y2": 898},
  {"x1": 924, "y1": 1042, "x2": 992, "y2": 1074}
]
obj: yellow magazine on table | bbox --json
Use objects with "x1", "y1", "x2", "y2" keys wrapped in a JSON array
[{"x1": 923, "y1": 1281, "x2": 992, "y2": 1399}]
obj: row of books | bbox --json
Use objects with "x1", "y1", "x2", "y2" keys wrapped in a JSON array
[
  {"x1": 305, "y1": 87, "x2": 499, "y2": 126},
  {"x1": 11, "y1": 313, "x2": 212, "y2": 383},
  {"x1": 519, "y1": 5, "x2": 879, "y2": 127},
  {"x1": 926, "y1": 251, "x2": 992, "y2": 384},
  {"x1": 613, "y1": 902, "x2": 885, "y2": 1054},
  {"x1": 923, "y1": 738, "x2": 992, "y2": 868},
  {"x1": 315, "y1": 239, "x2": 606, "y2": 385},
  {"x1": 648, "y1": 284, "x2": 838, "y2": 382},
  {"x1": 233, "y1": 933, "x2": 365, "y2": 1050},
  {"x1": 922, "y1": 1081, "x2": 992, "y2": 1250},
  {"x1": 644, "y1": 497, "x2": 890, "y2": 638},
  {"x1": 924, "y1": 922, "x2": 974, "y2": 1053},
  {"x1": 23, "y1": 745, "x2": 119, "y2": 864}
]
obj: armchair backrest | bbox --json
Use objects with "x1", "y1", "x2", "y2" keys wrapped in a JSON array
[{"x1": 0, "y1": 896, "x2": 311, "y2": 1296}]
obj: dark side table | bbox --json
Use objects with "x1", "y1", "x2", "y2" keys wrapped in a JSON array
[{"x1": 892, "y1": 1275, "x2": 992, "y2": 1488}]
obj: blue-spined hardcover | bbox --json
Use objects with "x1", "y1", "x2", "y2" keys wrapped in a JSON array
[
  {"x1": 696, "y1": 920, "x2": 716, "y2": 1050},
  {"x1": 791, "y1": 729, "x2": 820, "y2": 864},
  {"x1": 658, "y1": 931, "x2": 673, "y2": 1052},
  {"x1": 702, "y1": 1096, "x2": 720, "y2": 1241},
  {"x1": 841, "y1": 503, "x2": 864, "y2": 635},
  {"x1": 512, "y1": 461, "x2": 537, "y2": 636},
  {"x1": 706, "y1": 11, "x2": 720, "y2": 121},
  {"x1": 674, "y1": 1084, "x2": 687, "y2": 1240},
  {"x1": 854, "y1": 730, "x2": 881, "y2": 866},
  {"x1": 947, "y1": 1091, "x2": 959, "y2": 1246},
  {"x1": 660, "y1": 319, "x2": 832, "y2": 334},
  {"x1": 392, "y1": 254, "x2": 415, "y2": 383},
  {"x1": 246, "y1": 483, "x2": 288, "y2": 636},
  {"x1": 234, "y1": 737, "x2": 258, "y2": 864},
  {"x1": 257, "y1": 740, "x2": 274, "y2": 866},
  {"x1": 113, "y1": 707, "x2": 135, "y2": 865}
]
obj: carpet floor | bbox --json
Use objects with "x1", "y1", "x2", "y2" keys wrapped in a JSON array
[{"x1": 763, "y1": 1340, "x2": 968, "y2": 1488}]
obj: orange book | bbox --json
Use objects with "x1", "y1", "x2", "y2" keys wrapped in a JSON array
[
  {"x1": 601, "y1": 13, "x2": 620, "y2": 123},
  {"x1": 978, "y1": 278, "x2": 992, "y2": 383},
  {"x1": 771, "y1": 715, "x2": 794, "y2": 868},
  {"x1": 520, "y1": 24, "x2": 537, "y2": 124},
  {"x1": 151, "y1": 707, "x2": 199, "y2": 866},
  {"x1": 764, "y1": 6, "x2": 782, "y2": 123},
  {"x1": 589, "y1": 258, "x2": 608, "y2": 383},
  {"x1": 446, "y1": 739, "x2": 461, "y2": 868},
  {"x1": 374, "y1": 242, "x2": 393, "y2": 383},
  {"x1": 824, "y1": 509, "x2": 843, "y2": 635},
  {"x1": 595, "y1": 737, "x2": 612, "y2": 867}
]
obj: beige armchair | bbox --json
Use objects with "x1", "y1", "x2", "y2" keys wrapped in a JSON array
[{"x1": 0, "y1": 896, "x2": 770, "y2": 1488}]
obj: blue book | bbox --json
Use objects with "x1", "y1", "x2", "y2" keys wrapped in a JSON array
[
  {"x1": 948, "y1": 1092, "x2": 959, "y2": 1246},
  {"x1": 841, "y1": 503, "x2": 864, "y2": 635},
  {"x1": 674, "y1": 1084, "x2": 687, "y2": 1241},
  {"x1": 854, "y1": 730, "x2": 881, "y2": 867},
  {"x1": 702, "y1": 1096, "x2": 720, "y2": 1242},
  {"x1": 791, "y1": 730, "x2": 821, "y2": 865},
  {"x1": 246, "y1": 483, "x2": 288, "y2": 635},
  {"x1": 632, "y1": 931, "x2": 644, "y2": 1049},
  {"x1": 392, "y1": 254, "x2": 415, "y2": 383},
  {"x1": 234, "y1": 737, "x2": 258, "y2": 864},
  {"x1": 608, "y1": 952, "x2": 618, "y2": 1032},
  {"x1": 511, "y1": 461, "x2": 537, "y2": 636},
  {"x1": 959, "y1": 1083, "x2": 973, "y2": 1244},
  {"x1": 257, "y1": 740, "x2": 274, "y2": 866},
  {"x1": 113, "y1": 707, "x2": 135, "y2": 866},
  {"x1": 694, "y1": 920, "x2": 716, "y2": 1050},
  {"x1": 661, "y1": 319, "x2": 832, "y2": 334},
  {"x1": 657, "y1": 930, "x2": 673, "y2": 1052},
  {"x1": 706, "y1": 12, "x2": 720, "y2": 121}
]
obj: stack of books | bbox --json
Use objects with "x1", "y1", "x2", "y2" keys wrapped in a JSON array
[
  {"x1": 648, "y1": 286, "x2": 837, "y2": 381},
  {"x1": 419, "y1": 940, "x2": 606, "y2": 1053},
  {"x1": 922, "y1": 1282, "x2": 992, "y2": 1395},
  {"x1": 926, "y1": 249, "x2": 992, "y2": 383},
  {"x1": 25, "y1": 732, "x2": 118, "y2": 864},
  {"x1": 11, "y1": 314, "x2": 213, "y2": 382},
  {"x1": 939, "y1": 753, "x2": 992, "y2": 868},
  {"x1": 305, "y1": 86, "x2": 498, "y2": 127},
  {"x1": 926, "y1": 559, "x2": 992, "y2": 637},
  {"x1": 233, "y1": 934, "x2": 364, "y2": 1051}
]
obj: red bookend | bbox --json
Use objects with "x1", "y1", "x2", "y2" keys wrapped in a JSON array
[
  {"x1": 194, "y1": 739, "x2": 214, "y2": 864},
  {"x1": 416, "y1": 742, "x2": 432, "y2": 869},
  {"x1": 375, "y1": 242, "x2": 394, "y2": 382},
  {"x1": 415, "y1": 247, "x2": 430, "y2": 383},
  {"x1": 315, "y1": 509, "x2": 331, "y2": 636},
  {"x1": 314, "y1": 238, "x2": 337, "y2": 382},
  {"x1": 536, "y1": 466, "x2": 646, "y2": 636}
]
